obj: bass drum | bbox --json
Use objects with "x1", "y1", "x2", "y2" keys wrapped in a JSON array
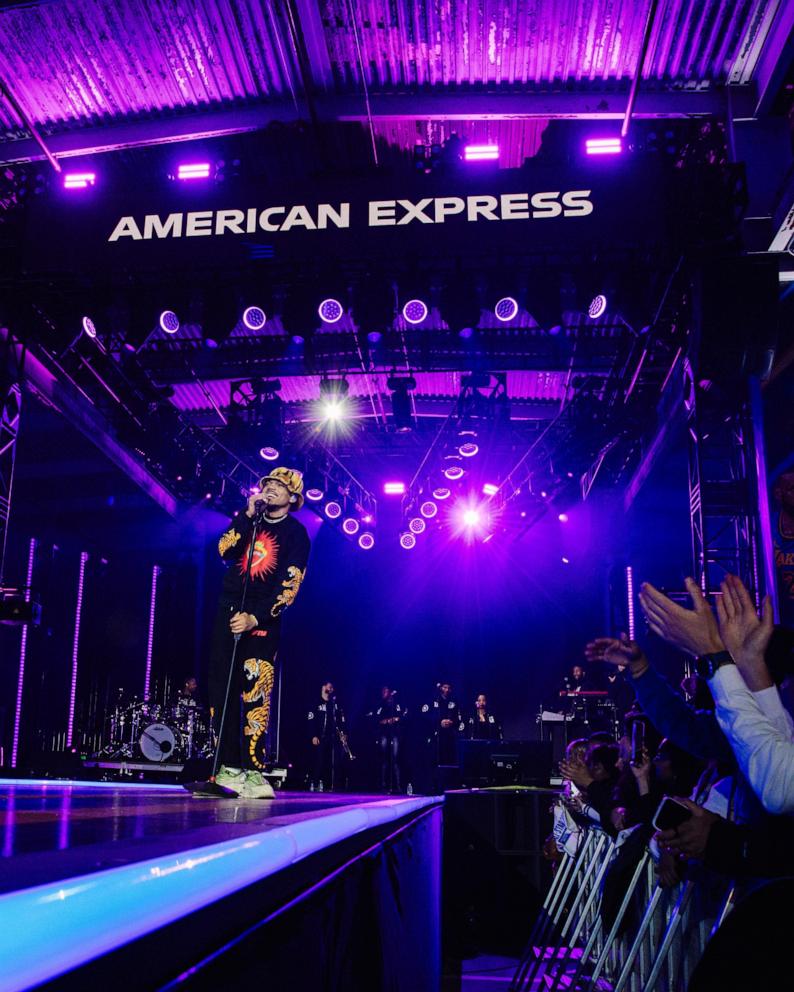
[{"x1": 139, "y1": 722, "x2": 178, "y2": 762}]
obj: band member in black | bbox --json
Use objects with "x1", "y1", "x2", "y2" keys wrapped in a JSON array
[
  {"x1": 209, "y1": 468, "x2": 310, "y2": 799},
  {"x1": 308, "y1": 681, "x2": 350, "y2": 791},
  {"x1": 368, "y1": 685, "x2": 405, "y2": 792},
  {"x1": 560, "y1": 664, "x2": 592, "y2": 694},
  {"x1": 467, "y1": 693, "x2": 503, "y2": 740},
  {"x1": 420, "y1": 681, "x2": 462, "y2": 789}
]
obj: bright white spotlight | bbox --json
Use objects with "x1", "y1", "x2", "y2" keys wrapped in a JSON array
[
  {"x1": 463, "y1": 509, "x2": 481, "y2": 527},
  {"x1": 322, "y1": 399, "x2": 346, "y2": 421},
  {"x1": 588, "y1": 295, "x2": 607, "y2": 319}
]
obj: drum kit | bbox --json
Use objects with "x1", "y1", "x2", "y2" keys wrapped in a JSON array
[{"x1": 102, "y1": 694, "x2": 215, "y2": 764}]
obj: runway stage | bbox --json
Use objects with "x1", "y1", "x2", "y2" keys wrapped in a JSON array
[{"x1": 0, "y1": 780, "x2": 442, "y2": 992}]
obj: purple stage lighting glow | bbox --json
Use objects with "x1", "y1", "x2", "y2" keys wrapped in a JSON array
[
  {"x1": 306, "y1": 488, "x2": 324, "y2": 502},
  {"x1": 420, "y1": 501, "x2": 438, "y2": 518},
  {"x1": 399, "y1": 532, "x2": 417, "y2": 550},
  {"x1": 81, "y1": 316, "x2": 97, "y2": 338},
  {"x1": 342, "y1": 518, "x2": 360, "y2": 535},
  {"x1": 444, "y1": 465, "x2": 465, "y2": 481},
  {"x1": 562, "y1": 557, "x2": 570, "y2": 564},
  {"x1": 325, "y1": 501, "x2": 342, "y2": 519},
  {"x1": 322, "y1": 399, "x2": 346, "y2": 421},
  {"x1": 143, "y1": 565, "x2": 160, "y2": 702},
  {"x1": 482, "y1": 483, "x2": 499, "y2": 497},
  {"x1": 259, "y1": 446, "x2": 279, "y2": 461},
  {"x1": 159, "y1": 310, "x2": 180, "y2": 334},
  {"x1": 459, "y1": 327, "x2": 475, "y2": 339},
  {"x1": 292, "y1": 334, "x2": 305, "y2": 345},
  {"x1": 588, "y1": 295, "x2": 608, "y2": 319},
  {"x1": 585, "y1": 137, "x2": 623, "y2": 156},
  {"x1": 242, "y1": 306, "x2": 267, "y2": 331},
  {"x1": 177, "y1": 162, "x2": 211, "y2": 180},
  {"x1": 494, "y1": 297, "x2": 519, "y2": 322},
  {"x1": 409, "y1": 517, "x2": 426, "y2": 535},
  {"x1": 464, "y1": 144, "x2": 499, "y2": 162},
  {"x1": 66, "y1": 552, "x2": 88, "y2": 749},
  {"x1": 626, "y1": 565, "x2": 636, "y2": 640},
  {"x1": 11, "y1": 538, "x2": 36, "y2": 768},
  {"x1": 463, "y1": 509, "x2": 481, "y2": 527},
  {"x1": 558, "y1": 512, "x2": 569, "y2": 523},
  {"x1": 358, "y1": 532, "x2": 375, "y2": 550},
  {"x1": 367, "y1": 330, "x2": 382, "y2": 343},
  {"x1": 384, "y1": 482, "x2": 406, "y2": 495},
  {"x1": 432, "y1": 487, "x2": 451, "y2": 501},
  {"x1": 318, "y1": 298, "x2": 344, "y2": 324},
  {"x1": 459, "y1": 442, "x2": 479, "y2": 458},
  {"x1": 63, "y1": 172, "x2": 96, "y2": 189},
  {"x1": 402, "y1": 299, "x2": 428, "y2": 325}
]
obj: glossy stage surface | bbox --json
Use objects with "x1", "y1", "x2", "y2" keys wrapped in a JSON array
[{"x1": 0, "y1": 779, "x2": 439, "y2": 991}]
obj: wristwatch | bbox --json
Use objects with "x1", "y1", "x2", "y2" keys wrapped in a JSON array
[{"x1": 695, "y1": 651, "x2": 735, "y2": 680}]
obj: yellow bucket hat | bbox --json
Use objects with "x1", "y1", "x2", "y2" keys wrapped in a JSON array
[{"x1": 258, "y1": 467, "x2": 305, "y2": 510}]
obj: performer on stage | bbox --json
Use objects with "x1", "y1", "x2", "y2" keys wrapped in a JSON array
[
  {"x1": 208, "y1": 468, "x2": 310, "y2": 799},
  {"x1": 560, "y1": 664, "x2": 592, "y2": 694},
  {"x1": 466, "y1": 693, "x2": 503, "y2": 740},
  {"x1": 368, "y1": 685, "x2": 405, "y2": 792},
  {"x1": 177, "y1": 676, "x2": 200, "y2": 707},
  {"x1": 308, "y1": 681, "x2": 350, "y2": 791},
  {"x1": 419, "y1": 681, "x2": 463, "y2": 792}
]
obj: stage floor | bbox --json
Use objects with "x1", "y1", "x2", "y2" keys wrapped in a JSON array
[{"x1": 0, "y1": 779, "x2": 409, "y2": 894}]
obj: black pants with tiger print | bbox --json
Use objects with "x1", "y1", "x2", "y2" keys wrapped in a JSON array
[{"x1": 208, "y1": 600, "x2": 279, "y2": 771}]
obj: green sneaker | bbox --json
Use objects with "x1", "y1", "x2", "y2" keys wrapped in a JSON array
[
  {"x1": 215, "y1": 765, "x2": 246, "y2": 795},
  {"x1": 239, "y1": 769, "x2": 275, "y2": 799}
]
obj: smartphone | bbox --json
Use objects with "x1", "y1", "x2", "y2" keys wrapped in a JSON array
[
  {"x1": 631, "y1": 721, "x2": 645, "y2": 765},
  {"x1": 652, "y1": 796, "x2": 692, "y2": 832}
]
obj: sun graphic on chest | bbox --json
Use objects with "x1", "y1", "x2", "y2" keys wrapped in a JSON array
[{"x1": 239, "y1": 531, "x2": 280, "y2": 579}]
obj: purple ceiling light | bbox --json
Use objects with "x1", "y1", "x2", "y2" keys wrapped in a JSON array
[
  {"x1": 342, "y1": 518, "x2": 360, "y2": 535},
  {"x1": 464, "y1": 145, "x2": 499, "y2": 162},
  {"x1": 432, "y1": 487, "x2": 451, "y2": 501},
  {"x1": 402, "y1": 299, "x2": 428, "y2": 325},
  {"x1": 384, "y1": 482, "x2": 406, "y2": 495},
  {"x1": 420, "y1": 501, "x2": 438, "y2": 518},
  {"x1": 399, "y1": 532, "x2": 417, "y2": 550},
  {"x1": 159, "y1": 310, "x2": 180, "y2": 334},
  {"x1": 558, "y1": 512, "x2": 569, "y2": 523},
  {"x1": 482, "y1": 483, "x2": 499, "y2": 496},
  {"x1": 242, "y1": 306, "x2": 267, "y2": 330},
  {"x1": 458, "y1": 442, "x2": 479, "y2": 458},
  {"x1": 588, "y1": 295, "x2": 608, "y2": 319},
  {"x1": 305, "y1": 488, "x2": 324, "y2": 502},
  {"x1": 325, "y1": 501, "x2": 342, "y2": 519},
  {"x1": 318, "y1": 298, "x2": 344, "y2": 324},
  {"x1": 81, "y1": 316, "x2": 97, "y2": 338},
  {"x1": 408, "y1": 517, "x2": 426, "y2": 534},
  {"x1": 63, "y1": 172, "x2": 96, "y2": 189},
  {"x1": 585, "y1": 138, "x2": 623, "y2": 156},
  {"x1": 259, "y1": 446, "x2": 279, "y2": 461},
  {"x1": 358, "y1": 532, "x2": 375, "y2": 550},
  {"x1": 494, "y1": 297, "x2": 519, "y2": 322},
  {"x1": 444, "y1": 465, "x2": 465, "y2": 481},
  {"x1": 177, "y1": 162, "x2": 211, "y2": 180}
]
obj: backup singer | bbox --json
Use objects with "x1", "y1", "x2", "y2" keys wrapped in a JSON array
[
  {"x1": 308, "y1": 681, "x2": 348, "y2": 791},
  {"x1": 368, "y1": 685, "x2": 405, "y2": 792},
  {"x1": 209, "y1": 468, "x2": 310, "y2": 799},
  {"x1": 466, "y1": 693, "x2": 503, "y2": 741}
]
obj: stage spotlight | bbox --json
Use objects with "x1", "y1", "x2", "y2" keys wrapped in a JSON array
[
  {"x1": 464, "y1": 144, "x2": 499, "y2": 162},
  {"x1": 322, "y1": 400, "x2": 347, "y2": 421},
  {"x1": 482, "y1": 483, "x2": 498, "y2": 496},
  {"x1": 342, "y1": 518, "x2": 360, "y2": 535},
  {"x1": 494, "y1": 296, "x2": 519, "y2": 322},
  {"x1": 159, "y1": 310, "x2": 180, "y2": 334},
  {"x1": 420, "y1": 501, "x2": 438, "y2": 518},
  {"x1": 384, "y1": 482, "x2": 406, "y2": 495},
  {"x1": 585, "y1": 137, "x2": 622, "y2": 156},
  {"x1": 402, "y1": 299, "x2": 428, "y2": 325},
  {"x1": 319, "y1": 378, "x2": 349, "y2": 421},
  {"x1": 259, "y1": 446, "x2": 279, "y2": 461},
  {"x1": 318, "y1": 298, "x2": 344, "y2": 324},
  {"x1": 409, "y1": 517, "x2": 426, "y2": 534},
  {"x1": 243, "y1": 306, "x2": 267, "y2": 330},
  {"x1": 81, "y1": 316, "x2": 97, "y2": 339},
  {"x1": 387, "y1": 375, "x2": 416, "y2": 432},
  {"x1": 463, "y1": 509, "x2": 481, "y2": 527},
  {"x1": 444, "y1": 465, "x2": 465, "y2": 481},
  {"x1": 458, "y1": 442, "x2": 479, "y2": 458},
  {"x1": 177, "y1": 162, "x2": 211, "y2": 180},
  {"x1": 558, "y1": 512, "x2": 569, "y2": 523},
  {"x1": 562, "y1": 557, "x2": 570, "y2": 564},
  {"x1": 368, "y1": 330, "x2": 382, "y2": 343},
  {"x1": 358, "y1": 532, "x2": 375, "y2": 550},
  {"x1": 588, "y1": 295, "x2": 608, "y2": 319},
  {"x1": 325, "y1": 501, "x2": 342, "y2": 519},
  {"x1": 306, "y1": 488, "x2": 324, "y2": 502},
  {"x1": 63, "y1": 172, "x2": 96, "y2": 190},
  {"x1": 399, "y1": 532, "x2": 417, "y2": 550},
  {"x1": 432, "y1": 487, "x2": 451, "y2": 501}
]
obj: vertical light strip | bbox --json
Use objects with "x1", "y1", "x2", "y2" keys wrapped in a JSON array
[
  {"x1": 626, "y1": 565, "x2": 636, "y2": 641},
  {"x1": 143, "y1": 565, "x2": 160, "y2": 700},
  {"x1": 66, "y1": 552, "x2": 88, "y2": 749},
  {"x1": 11, "y1": 538, "x2": 37, "y2": 768}
]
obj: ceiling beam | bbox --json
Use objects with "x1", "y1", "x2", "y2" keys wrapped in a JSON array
[{"x1": 0, "y1": 89, "x2": 754, "y2": 165}]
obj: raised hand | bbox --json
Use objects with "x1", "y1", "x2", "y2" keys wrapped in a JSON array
[
  {"x1": 716, "y1": 575, "x2": 774, "y2": 690},
  {"x1": 657, "y1": 798, "x2": 720, "y2": 860},
  {"x1": 639, "y1": 578, "x2": 723, "y2": 657},
  {"x1": 559, "y1": 756, "x2": 594, "y2": 789},
  {"x1": 585, "y1": 635, "x2": 644, "y2": 668}
]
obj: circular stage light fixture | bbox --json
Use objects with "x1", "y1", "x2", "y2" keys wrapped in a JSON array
[
  {"x1": 318, "y1": 298, "x2": 344, "y2": 324},
  {"x1": 458, "y1": 442, "x2": 479, "y2": 458},
  {"x1": 81, "y1": 316, "x2": 97, "y2": 338},
  {"x1": 463, "y1": 509, "x2": 481, "y2": 527},
  {"x1": 306, "y1": 488, "x2": 324, "y2": 502},
  {"x1": 358, "y1": 532, "x2": 375, "y2": 550},
  {"x1": 588, "y1": 294, "x2": 608, "y2": 319},
  {"x1": 402, "y1": 299, "x2": 428, "y2": 325},
  {"x1": 432, "y1": 487, "x2": 451, "y2": 501},
  {"x1": 494, "y1": 297, "x2": 519, "y2": 322},
  {"x1": 259, "y1": 446, "x2": 279, "y2": 461},
  {"x1": 367, "y1": 330, "x2": 382, "y2": 343},
  {"x1": 243, "y1": 306, "x2": 267, "y2": 331},
  {"x1": 325, "y1": 501, "x2": 342, "y2": 519},
  {"x1": 444, "y1": 465, "x2": 465, "y2": 481},
  {"x1": 342, "y1": 518, "x2": 360, "y2": 535},
  {"x1": 399, "y1": 532, "x2": 417, "y2": 550},
  {"x1": 159, "y1": 310, "x2": 180, "y2": 334},
  {"x1": 409, "y1": 517, "x2": 426, "y2": 534},
  {"x1": 420, "y1": 501, "x2": 438, "y2": 518},
  {"x1": 558, "y1": 512, "x2": 569, "y2": 523}
]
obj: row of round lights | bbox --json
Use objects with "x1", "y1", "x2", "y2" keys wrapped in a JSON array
[{"x1": 305, "y1": 487, "x2": 376, "y2": 549}]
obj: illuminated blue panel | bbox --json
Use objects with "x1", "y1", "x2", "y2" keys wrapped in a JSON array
[
  {"x1": 0, "y1": 778, "x2": 184, "y2": 792},
  {"x1": 0, "y1": 795, "x2": 438, "y2": 990}
]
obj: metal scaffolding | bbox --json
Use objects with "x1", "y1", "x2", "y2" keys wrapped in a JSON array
[{"x1": 0, "y1": 378, "x2": 21, "y2": 587}]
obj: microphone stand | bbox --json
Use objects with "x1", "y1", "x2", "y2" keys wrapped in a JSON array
[{"x1": 186, "y1": 503, "x2": 267, "y2": 797}]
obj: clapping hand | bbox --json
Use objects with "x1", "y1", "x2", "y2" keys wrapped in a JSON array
[
  {"x1": 639, "y1": 578, "x2": 724, "y2": 657},
  {"x1": 716, "y1": 575, "x2": 774, "y2": 690},
  {"x1": 559, "y1": 755, "x2": 594, "y2": 789},
  {"x1": 585, "y1": 635, "x2": 644, "y2": 668}
]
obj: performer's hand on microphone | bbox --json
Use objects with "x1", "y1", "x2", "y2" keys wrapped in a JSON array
[
  {"x1": 312, "y1": 737, "x2": 320, "y2": 746},
  {"x1": 229, "y1": 611, "x2": 257, "y2": 634},
  {"x1": 246, "y1": 491, "x2": 266, "y2": 518}
]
